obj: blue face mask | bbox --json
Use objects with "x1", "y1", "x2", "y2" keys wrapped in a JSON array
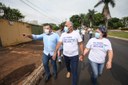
[
  {"x1": 95, "y1": 32, "x2": 100, "y2": 39},
  {"x1": 64, "y1": 26, "x2": 69, "y2": 33}
]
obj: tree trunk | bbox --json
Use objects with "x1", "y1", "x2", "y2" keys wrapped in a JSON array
[
  {"x1": 90, "y1": 21, "x2": 92, "y2": 28},
  {"x1": 105, "y1": 19, "x2": 108, "y2": 32}
]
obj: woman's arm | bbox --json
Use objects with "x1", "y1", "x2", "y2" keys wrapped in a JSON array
[
  {"x1": 79, "y1": 48, "x2": 89, "y2": 61},
  {"x1": 106, "y1": 50, "x2": 113, "y2": 69}
]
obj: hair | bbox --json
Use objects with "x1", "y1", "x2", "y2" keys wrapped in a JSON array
[
  {"x1": 43, "y1": 23, "x2": 52, "y2": 29},
  {"x1": 102, "y1": 32, "x2": 107, "y2": 37},
  {"x1": 66, "y1": 21, "x2": 73, "y2": 27},
  {"x1": 98, "y1": 26, "x2": 107, "y2": 38}
]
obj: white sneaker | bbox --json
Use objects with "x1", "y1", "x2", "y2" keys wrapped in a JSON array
[
  {"x1": 58, "y1": 57, "x2": 62, "y2": 62},
  {"x1": 58, "y1": 59, "x2": 62, "y2": 62},
  {"x1": 66, "y1": 72, "x2": 71, "y2": 78}
]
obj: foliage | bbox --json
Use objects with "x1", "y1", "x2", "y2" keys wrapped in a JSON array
[
  {"x1": 93, "y1": 13, "x2": 104, "y2": 26},
  {"x1": 0, "y1": 2, "x2": 24, "y2": 21},
  {"x1": 51, "y1": 23, "x2": 59, "y2": 31},
  {"x1": 108, "y1": 17, "x2": 124, "y2": 29},
  {"x1": 121, "y1": 17, "x2": 128, "y2": 28},
  {"x1": 94, "y1": 0, "x2": 116, "y2": 28},
  {"x1": 87, "y1": 9, "x2": 96, "y2": 27},
  {"x1": 70, "y1": 15, "x2": 81, "y2": 29},
  {"x1": 59, "y1": 21, "x2": 65, "y2": 28}
]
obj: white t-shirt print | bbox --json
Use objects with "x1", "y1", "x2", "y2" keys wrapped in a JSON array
[
  {"x1": 86, "y1": 38, "x2": 112, "y2": 63},
  {"x1": 59, "y1": 31, "x2": 82, "y2": 57}
]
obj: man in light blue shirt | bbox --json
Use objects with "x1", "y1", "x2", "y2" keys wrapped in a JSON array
[{"x1": 23, "y1": 23, "x2": 59, "y2": 82}]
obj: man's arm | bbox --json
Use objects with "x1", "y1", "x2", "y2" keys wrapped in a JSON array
[
  {"x1": 22, "y1": 33, "x2": 33, "y2": 39},
  {"x1": 78, "y1": 41, "x2": 84, "y2": 56},
  {"x1": 22, "y1": 33, "x2": 43, "y2": 40},
  {"x1": 55, "y1": 42, "x2": 62, "y2": 53},
  {"x1": 52, "y1": 42, "x2": 62, "y2": 60},
  {"x1": 78, "y1": 41, "x2": 84, "y2": 61}
]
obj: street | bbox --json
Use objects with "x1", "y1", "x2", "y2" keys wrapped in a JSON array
[{"x1": 39, "y1": 34, "x2": 128, "y2": 85}]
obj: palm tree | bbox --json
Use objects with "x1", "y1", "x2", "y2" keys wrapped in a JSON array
[
  {"x1": 87, "y1": 9, "x2": 96, "y2": 28},
  {"x1": 94, "y1": 0, "x2": 115, "y2": 29}
]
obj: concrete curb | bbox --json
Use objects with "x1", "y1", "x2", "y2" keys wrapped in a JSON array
[
  {"x1": 22, "y1": 64, "x2": 44, "y2": 85},
  {"x1": 108, "y1": 36, "x2": 128, "y2": 41}
]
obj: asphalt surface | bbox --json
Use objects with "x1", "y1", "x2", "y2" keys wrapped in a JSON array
[{"x1": 39, "y1": 34, "x2": 128, "y2": 85}]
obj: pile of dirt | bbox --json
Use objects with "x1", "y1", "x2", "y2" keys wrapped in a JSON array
[{"x1": 0, "y1": 41, "x2": 43, "y2": 85}]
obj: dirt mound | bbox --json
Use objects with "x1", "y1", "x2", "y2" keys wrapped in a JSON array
[{"x1": 0, "y1": 41, "x2": 43, "y2": 85}]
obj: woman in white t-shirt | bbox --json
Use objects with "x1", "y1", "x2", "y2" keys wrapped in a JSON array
[{"x1": 80, "y1": 26, "x2": 113, "y2": 85}]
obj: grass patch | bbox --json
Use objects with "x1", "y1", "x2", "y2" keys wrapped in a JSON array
[{"x1": 108, "y1": 31, "x2": 128, "y2": 39}]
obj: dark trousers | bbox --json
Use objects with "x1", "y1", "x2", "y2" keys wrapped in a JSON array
[
  {"x1": 64, "y1": 55, "x2": 79, "y2": 85},
  {"x1": 89, "y1": 33, "x2": 93, "y2": 39}
]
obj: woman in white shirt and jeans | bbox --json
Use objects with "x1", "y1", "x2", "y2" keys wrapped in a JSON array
[{"x1": 80, "y1": 26, "x2": 113, "y2": 85}]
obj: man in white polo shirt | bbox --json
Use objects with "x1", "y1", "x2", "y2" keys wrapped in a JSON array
[{"x1": 52, "y1": 21, "x2": 84, "y2": 85}]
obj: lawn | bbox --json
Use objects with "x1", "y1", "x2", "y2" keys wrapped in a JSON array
[{"x1": 108, "y1": 31, "x2": 128, "y2": 39}]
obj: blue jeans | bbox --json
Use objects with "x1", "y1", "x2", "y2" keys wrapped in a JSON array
[
  {"x1": 89, "y1": 60, "x2": 105, "y2": 85},
  {"x1": 64, "y1": 55, "x2": 79, "y2": 85},
  {"x1": 43, "y1": 53, "x2": 57, "y2": 77}
]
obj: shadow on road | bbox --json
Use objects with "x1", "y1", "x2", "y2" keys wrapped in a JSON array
[{"x1": 111, "y1": 63, "x2": 128, "y2": 85}]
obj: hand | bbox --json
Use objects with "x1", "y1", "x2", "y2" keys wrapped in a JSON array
[
  {"x1": 22, "y1": 33, "x2": 28, "y2": 37},
  {"x1": 52, "y1": 53, "x2": 57, "y2": 60},
  {"x1": 106, "y1": 61, "x2": 112, "y2": 69},
  {"x1": 22, "y1": 33, "x2": 32, "y2": 39},
  {"x1": 79, "y1": 55, "x2": 84, "y2": 61}
]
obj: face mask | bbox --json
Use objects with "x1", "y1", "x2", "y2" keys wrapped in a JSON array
[
  {"x1": 95, "y1": 32, "x2": 100, "y2": 39},
  {"x1": 44, "y1": 29, "x2": 49, "y2": 34},
  {"x1": 64, "y1": 26, "x2": 69, "y2": 33}
]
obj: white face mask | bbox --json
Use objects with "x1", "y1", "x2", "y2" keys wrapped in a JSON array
[
  {"x1": 44, "y1": 29, "x2": 49, "y2": 34},
  {"x1": 95, "y1": 32, "x2": 101, "y2": 39},
  {"x1": 64, "y1": 26, "x2": 69, "y2": 33}
]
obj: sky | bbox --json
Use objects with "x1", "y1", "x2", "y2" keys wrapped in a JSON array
[{"x1": 0, "y1": 0, "x2": 128, "y2": 25}]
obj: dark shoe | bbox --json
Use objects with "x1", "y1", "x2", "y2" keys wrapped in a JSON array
[
  {"x1": 44, "y1": 74, "x2": 51, "y2": 82},
  {"x1": 53, "y1": 73, "x2": 57, "y2": 80}
]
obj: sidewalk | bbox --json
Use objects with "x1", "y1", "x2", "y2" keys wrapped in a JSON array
[{"x1": 108, "y1": 35, "x2": 128, "y2": 41}]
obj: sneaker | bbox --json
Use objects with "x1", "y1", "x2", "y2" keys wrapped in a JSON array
[
  {"x1": 66, "y1": 72, "x2": 71, "y2": 78},
  {"x1": 61, "y1": 54, "x2": 63, "y2": 57},
  {"x1": 44, "y1": 74, "x2": 51, "y2": 82},
  {"x1": 53, "y1": 73, "x2": 57, "y2": 80},
  {"x1": 58, "y1": 57, "x2": 62, "y2": 63}
]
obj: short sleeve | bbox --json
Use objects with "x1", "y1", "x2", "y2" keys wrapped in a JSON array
[
  {"x1": 56, "y1": 33, "x2": 60, "y2": 42},
  {"x1": 86, "y1": 39, "x2": 92, "y2": 49},
  {"x1": 59, "y1": 33, "x2": 64, "y2": 42},
  {"x1": 77, "y1": 32, "x2": 82, "y2": 42}
]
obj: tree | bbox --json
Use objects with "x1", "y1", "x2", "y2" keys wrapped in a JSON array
[
  {"x1": 70, "y1": 15, "x2": 81, "y2": 29},
  {"x1": 121, "y1": 17, "x2": 128, "y2": 28},
  {"x1": 94, "y1": 0, "x2": 115, "y2": 29},
  {"x1": 59, "y1": 21, "x2": 65, "y2": 29},
  {"x1": 87, "y1": 9, "x2": 96, "y2": 27},
  {"x1": 108, "y1": 17, "x2": 124, "y2": 29},
  {"x1": 78, "y1": 13, "x2": 90, "y2": 27},
  {"x1": 51, "y1": 23, "x2": 59, "y2": 31},
  {"x1": 0, "y1": 2, "x2": 24, "y2": 21},
  {"x1": 93, "y1": 13, "x2": 104, "y2": 26}
]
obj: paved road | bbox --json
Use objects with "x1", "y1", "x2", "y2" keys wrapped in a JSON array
[{"x1": 39, "y1": 34, "x2": 128, "y2": 85}]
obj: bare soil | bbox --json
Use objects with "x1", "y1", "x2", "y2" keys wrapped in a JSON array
[{"x1": 0, "y1": 41, "x2": 43, "y2": 85}]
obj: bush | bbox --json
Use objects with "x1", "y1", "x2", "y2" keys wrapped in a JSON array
[{"x1": 121, "y1": 28, "x2": 128, "y2": 31}]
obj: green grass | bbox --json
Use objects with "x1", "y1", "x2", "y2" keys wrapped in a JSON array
[{"x1": 108, "y1": 31, "x2": 128, "y2": 39}]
